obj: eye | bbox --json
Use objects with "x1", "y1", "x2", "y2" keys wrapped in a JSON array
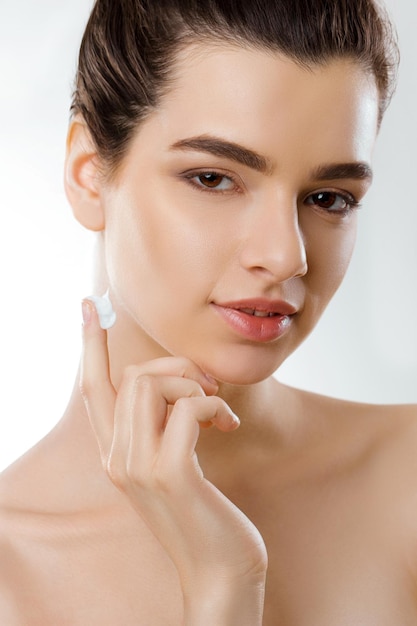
[
  {"x1": 197, "y1": 173, "x2": 229, "y2": 189},
  {"x1": 183, "y1": 170, "x2": 239, "y2": 193},
  {"x1": 305, "y1": 190, "x2": 360, "y2": 215}
]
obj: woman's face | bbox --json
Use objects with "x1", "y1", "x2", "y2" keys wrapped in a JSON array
[{"x1": 99, "y1": 44, "x2": 379, "y2": 384}]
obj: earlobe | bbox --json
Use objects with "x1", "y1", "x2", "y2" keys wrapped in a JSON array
[{"x1": 64, "y1": 118, "x2": 105, "y2": 232}]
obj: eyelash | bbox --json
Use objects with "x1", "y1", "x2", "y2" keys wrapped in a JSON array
[
  {"x1": 304, "y1": 190, "x2": 362, "y2": 217},
  {"x1": 182, "y1": 170, "x2": 361, "y2": 216},
  {"x1": 182, "y1": 170, "x2": 241, "y2": 194}
]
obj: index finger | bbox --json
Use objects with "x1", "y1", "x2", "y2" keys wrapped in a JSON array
[{"x1": 81, "y1": 299, "x2": 117, "y2": 460}]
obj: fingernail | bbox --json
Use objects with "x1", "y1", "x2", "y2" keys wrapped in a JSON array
[
  {"x1": 231, "y1": 412, "x2": 240, "y2": 426},
  {"x1": 82, "y1": 300, "x2": 92, "y2": 326},
  {"x1": 204, "y1": 373, "x2": 218, "y2": 386}
]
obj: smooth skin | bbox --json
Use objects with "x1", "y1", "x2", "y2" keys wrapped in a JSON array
[{"x1": 0, "y1": 44, "x2": 416, "y2": 625}]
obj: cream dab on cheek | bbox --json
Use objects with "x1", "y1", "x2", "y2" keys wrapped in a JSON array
[{"x1": 86, "y1": 289, "x2": 117, "y2": 330}]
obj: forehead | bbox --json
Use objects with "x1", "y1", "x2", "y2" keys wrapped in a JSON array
[{"x1": 141, "y1": 43, "x2": 380, "y2": 170}]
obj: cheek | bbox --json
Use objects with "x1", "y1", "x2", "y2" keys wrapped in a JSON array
[
  {"x1": 304, "y1": 215, "x2": 358, "y2": 307},
  {"x1": 103, "y1": 187, "x2": 227, "y2": 315}
]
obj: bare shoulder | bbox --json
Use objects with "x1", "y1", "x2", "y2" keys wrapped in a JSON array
[
  {"x1": 359, "y1": 399, "x2": 417, "y2": 420},
  {"x1": 290, "y1": 382, "x2": 417, "y2": 433},
  {"x1": 368, "y1": 400, "x2": 417, "y2": 467},
  {"x1": 347, "y1": 398, "x2": 417, "y2": 450},
  {"x1": 0, "y1": 483, "x2": 30, "y2": 623},
  {"x1": 288, "y1": 385, "x2": 417, "y2": 523},
  {"x1": 320, "y1": 393, "x2": 417, "y2": 485},
  {"x1": 0, "y1": 453, "x2": 61, "y2": 623},
  {"x1": 341, "y1": 393, "x2": 416, "y2": 456},
  {"x1": 359, "y1": 400, "x2": 417, "y2": 468},
  {"x1": 279, "y1": 381, "x2": 417, "y2": 469}
]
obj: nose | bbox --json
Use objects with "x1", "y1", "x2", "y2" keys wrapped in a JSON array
[{"x1": 239, "y1": 194, "x2": 308, "y2": 282}]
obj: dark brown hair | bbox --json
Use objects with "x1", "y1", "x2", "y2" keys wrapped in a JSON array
[{"x1": 72, "y1": 0, "x2": 399, "y2": 177}]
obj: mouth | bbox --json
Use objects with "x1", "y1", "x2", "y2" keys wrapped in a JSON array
[
  {"x1": 215, "y1": 297, "x2": 298, "y2": 316},
  {"x1": 212, "y1": 298, "x2": 297, "y2": 343},
  {"x1": 237, "y1": 308, "x2": 281, "y2": 318}
]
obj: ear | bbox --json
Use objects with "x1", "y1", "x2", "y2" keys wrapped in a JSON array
[{"x1": 64, "y1": 118, "x2": 105, "y2": 232}]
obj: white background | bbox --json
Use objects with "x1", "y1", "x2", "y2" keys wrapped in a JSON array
[{"x1": 0, "y1": 1, "x2": 415, "y2": 470}]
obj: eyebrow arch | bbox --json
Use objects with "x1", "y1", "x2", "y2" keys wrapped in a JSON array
[
  {"x1": 170, "y1": 134, "x2": 373, "y2": 183},
  {"x1": 170, "y1": 135, "x2": 273, "y2": 174},
  {"x1": 313, "y1": 162, "x2": 373, "y2": 182}
]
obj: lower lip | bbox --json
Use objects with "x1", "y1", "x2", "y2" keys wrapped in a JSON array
[{"x1": 212, "y1": 305, "x2": 293, "y2": 343}]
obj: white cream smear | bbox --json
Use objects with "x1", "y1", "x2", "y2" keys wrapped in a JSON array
[{"x1": 86, "y1": 289, "x2": 117, "y2": 330}]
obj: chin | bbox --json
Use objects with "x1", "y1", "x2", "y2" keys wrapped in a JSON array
[
  {"x1": 215, "y1": 369, "x2": 278, "y2": 387},
  {"x1": 197, "y1": 352, "x2": 287, "y2": 387}
]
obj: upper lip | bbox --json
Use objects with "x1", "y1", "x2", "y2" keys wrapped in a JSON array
[{"x1": 213, "y1": 298, "x2": 298, "y2": 316}]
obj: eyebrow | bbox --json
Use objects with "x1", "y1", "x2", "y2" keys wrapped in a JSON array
[
  {"x1": 170, "y1": 134, "x2": 373, "y2": 182},
  {"x1": 312, "y1": 162, "x2": 373, "y2": 182},
  {"x1": 170, "y1": 135, "x2": 273, "y2": 174}
]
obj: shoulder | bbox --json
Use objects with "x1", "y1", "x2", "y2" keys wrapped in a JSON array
[
  {"x1": 291, "y1": 382, "x2": 417, "y2": 433},
  {"x1": 372, "y1": 402, "x2": 417, "y2": 470},
  {"x1": 287, "y1": 379, "x2": 415, "y2": 423},
  {"x1": 282, "y1": 382, "x2": 417, "y2": 467},
  {"x1": 0, "y1": 466, "x2": 63, "y2": 623},
  {"x1": 0, "y1": 498, "x2": 28, "y2": 623},
  {"x1": 327, "y1": 395, "x2": 417, "y2": 461},
  {"x1": 327, "y1": 399, "x2": 417, "y2": 506},
  {"x1": 303, "y1": 392, "x2": 417, "y2": 527}
]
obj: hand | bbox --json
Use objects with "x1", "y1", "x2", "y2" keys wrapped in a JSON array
[{"x1": 80, "y1": 300, "x2": 267, "y2": 624}]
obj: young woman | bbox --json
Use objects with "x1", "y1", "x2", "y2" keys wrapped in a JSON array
[{"x1": 0, "y1": 0, "x2": 415, "y2": 624}]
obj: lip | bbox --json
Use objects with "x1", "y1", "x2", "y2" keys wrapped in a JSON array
[{"x1": 212, "y1": 298, "x2": 297, "y2": 343}]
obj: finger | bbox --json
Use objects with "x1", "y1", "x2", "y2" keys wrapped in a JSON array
[
  {"x1": 81, "y1": 299, "x2": 116, "y2": 458},
  {"x1": 125, "y1": 356, "x2": 219, "y2": 396},
  {"x1": 111, "y1": 374, "x2": 207, "y2": 476},
  {"x1": 159, "y1": 396, "x2": 239, "y2": 475}
]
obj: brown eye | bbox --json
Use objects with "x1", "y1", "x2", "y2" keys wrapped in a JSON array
[
  {"x1": 198, "y1": 173, "x2": 225, "y2": 188},
  {"x1": 184, "y1": 170, "x2": 240, "y2": 193},
  {"x1": 312, "y1": 192, "x2": 345, "y2": 211},
  {"x1": 305, "y1": 190, "x2": 359, "y2": 215}
]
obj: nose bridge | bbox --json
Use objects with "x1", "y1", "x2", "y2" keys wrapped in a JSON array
[{"x1": 240, "y1": 191, "x2": 307, "y2": 280}]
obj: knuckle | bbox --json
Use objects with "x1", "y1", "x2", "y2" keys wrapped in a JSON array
[
  {"x1": 173, "y1": 396, "x2": 194, "y2": 415},
  {"x1": 166, "y1": 356, "x2": 202, "y2": 380},
  {"x1": 209, "y1": 395, "x2": 228, "y2": 413},
  {"x1": 174, "y1": 356, "x2": 196, "y2": 374},
  {"x1": 120, "y1": 364, "x2": 143, "y2": 385},
  {"x1": 122, "y1": 368, "x2": 157, "y2": 394},
  {"x1": 134, "y1": 374, "x2": 158, "y2": 393}
]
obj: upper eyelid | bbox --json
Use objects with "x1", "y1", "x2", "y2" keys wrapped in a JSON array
[
  {"x1": 182, "y1": 167, "x2": 237, "y2": 179},
  {"x1": 303, "y1": 187, "x2": 361, "y2": 203},
  {"x1": 182, "y1": 169, "x2": 243, "y2": 190},
  {"x1": 309, "y1": 177, "x2": 369, "y2": 197}
]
